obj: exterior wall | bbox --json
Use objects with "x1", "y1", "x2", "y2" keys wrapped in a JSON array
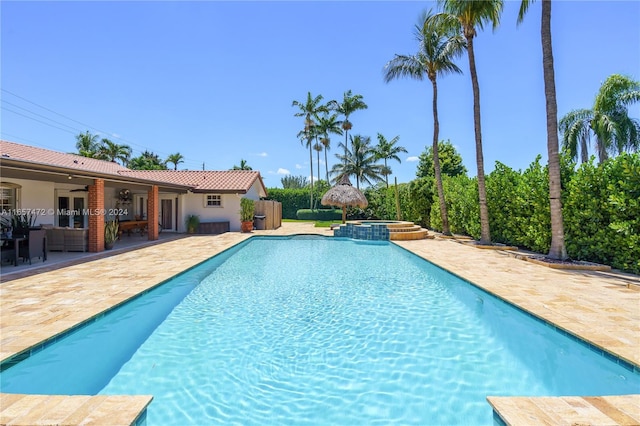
[
  {"x1": 179, "y1": 182, "x2": 263, "y2": 232},
  {"x1": 0, "y1": 178, "x2": 55, "y2": 226},
  {"x1": 181, "y1": 193, "x2": 241, "y2": 232}
]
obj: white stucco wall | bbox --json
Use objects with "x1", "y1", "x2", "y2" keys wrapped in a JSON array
[
  {"x1": 178, "y1": 182, "x2": 263, "y2": 232},
  {"x1": 1, "y1": 177, "x2": 55, "y2": 226}
]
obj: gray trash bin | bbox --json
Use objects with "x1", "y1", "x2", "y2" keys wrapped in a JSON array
[{"x1": 254, "y1": 215, "x2": 266, "y2": 230}]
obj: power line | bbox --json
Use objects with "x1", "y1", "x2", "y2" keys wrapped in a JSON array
[
  {"x1": 1, "y1": 89, "x2": 209, "y2": 169},
  {"x1": 2, "y1": 100, "x2": 80, "y2": 133},
  {"x1": 2, "y1": 107, "x2": 78, "y2": 135}
]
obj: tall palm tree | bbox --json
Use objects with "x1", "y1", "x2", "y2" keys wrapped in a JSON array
[
  {"x1": 559, "y1": 74, "x2": 640, "y2": 163},
  {"x1": 97, "y1": 139, "x2": 132, "y2": 165},
  {"x1": 315, "y1": 113, "x2": 343, "y2": 182},
  {"x1": 432, "y1": 0, "x2": 503, "y2": 244},
  {"x1": 292, "y1": 92, "x2": 328, "y2": 209},
  {"x1": 519, "y1": 0, "x2": 566, "y2": 259},
  {"x1": 332, "y1": 134, "x2": 384, "y2": 190},
  {"x1": 166, "y1": 152, "x2": 185, "y2": 170},
  {"x1": 373, "y1": 133, "x2": 407, "y2": 189},
  {"x1": 384, "y1": 10, "x2": 464, "y2": 235},
  {"x1": 75, "y1": 131, "x2": 99, "y2": 158},
  {"x1": 328, "y1": 90, "x2": 368, "y2": 165}
]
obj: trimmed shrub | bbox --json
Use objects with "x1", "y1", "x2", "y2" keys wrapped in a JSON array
[
  {"x1": 564, "y1": 154, "x2": 640, "y2": 273},
  {"x1": 296, "y1": 209, "x2": 343, "y2": 221},
  {"x1": 430, "y1": 174, "x2": 480, "y2": 238}
]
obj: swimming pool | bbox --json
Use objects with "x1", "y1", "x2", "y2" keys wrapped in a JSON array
[{"x1": 1, "y1": 236, "x2": 639, "y2": 425}]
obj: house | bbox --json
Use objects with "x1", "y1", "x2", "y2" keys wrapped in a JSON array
[{"x1": 0, "y1": 140, "x2": 271, "y2": 253}]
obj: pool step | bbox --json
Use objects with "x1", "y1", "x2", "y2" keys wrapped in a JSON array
[
  {"x1": 388, "y1": 223, "x2": 433, "y2": 240},
  {"x1": 389, "y1": 227, "x2": 433, "y2": 241}
]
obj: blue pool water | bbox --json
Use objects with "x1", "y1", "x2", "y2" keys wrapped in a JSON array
[{"x1": 2, "y1": 236, "x2": 639, "y2": 425}]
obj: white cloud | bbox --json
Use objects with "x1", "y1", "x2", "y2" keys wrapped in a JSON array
[
  {"x1": 295, "y1": 164, "x2": 303, "y2": 169},
  {"x1": 255, "y1": 152, "x2": 268, "y2": 157},
  {"x1": 406, "y1": 156, "x2": 419, "y2": 162},
  {"x1": 277, "y1": 168, "x2": 290, "y2": 175}
]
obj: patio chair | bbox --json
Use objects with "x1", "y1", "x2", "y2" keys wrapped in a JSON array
[
  {"x1": 1, "y1": 241, "x2": 15, "y2": 265},
  {"x1": 19, "y1": 229, "x2": 47, "y2": 265}
]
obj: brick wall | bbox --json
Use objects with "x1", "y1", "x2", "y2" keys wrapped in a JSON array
[
  {"x1": 147, "y1": 185, "x2": 159, "y2": 240},
  {"x1": 88, "y1": 179, "x2": 105, "y2": 252}
]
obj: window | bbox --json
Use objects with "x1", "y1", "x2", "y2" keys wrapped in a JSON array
[
  {"x1": 205, "y1": 194, "x2": 222, "y2": 207},
  {"x1": 0, "y1": 182, "x2": 20, "y2": 213}
]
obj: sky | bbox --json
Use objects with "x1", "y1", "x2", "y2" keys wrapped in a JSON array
[{"x1": 1, "y1": 1, "x2": 639, "y2": 188}]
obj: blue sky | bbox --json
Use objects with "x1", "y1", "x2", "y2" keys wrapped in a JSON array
[{"x1": 2, "y1": 1, "x2": 638, "y2": 188}]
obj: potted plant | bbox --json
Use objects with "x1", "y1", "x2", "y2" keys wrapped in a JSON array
[
  {"x1": 185, "y1": 214, "x2": 200, "y2": 234},
  {"x1": 104, "y1": 219, "x2": 119, "y2": 250},
  {"x1": 2, "y1": 213, "x2": 39, "y2": 238},
  {"x1": 239, "y1": 198, "x2": 254, "y2": 233}
]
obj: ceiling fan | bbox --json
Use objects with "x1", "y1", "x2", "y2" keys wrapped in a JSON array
[{"x1": 70, "y1": 186, "x2": 89, "y2": 192}]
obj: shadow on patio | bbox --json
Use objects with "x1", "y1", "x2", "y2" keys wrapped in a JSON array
[{"x1": 0, "y1": 232, "x2": 188, "y2": 283}]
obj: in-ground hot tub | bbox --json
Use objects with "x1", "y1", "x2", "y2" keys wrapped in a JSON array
[{"x1": 333, "y1": 220, "x2": 430, "y2": 241}]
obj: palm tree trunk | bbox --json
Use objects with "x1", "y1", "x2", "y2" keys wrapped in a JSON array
[
  {"x1": 431, "y1": 78, "x2": 451, "y2": 236},
  {"x1": 308, "y1": 137, "x2": 314, "y2": 210},
  {"x1": 385, "y1": 158, "x2": 389, "y2": 188},
  {"x1": 542, "y1": 0, "x2": 567, "y2": 260},
  {"x1": 580, "y1": 134, "x2": 589, "y2": 164},
  {"x1": 344, "y1": 128, "x2": 349, "y2": 166},
  {"x1": 324, "y1": 147, "x2": 329, "y2": 183},
  {"x1": 466, "y1": 34, "x2": 491, "y2": 244},
  {"x1": 316, "y1": 138, "x2": 321, "y2": 183}
]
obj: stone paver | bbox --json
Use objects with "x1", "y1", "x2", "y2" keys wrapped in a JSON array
[{"x1": 1, "y1": 222, "x2": 639, "y2": 425}]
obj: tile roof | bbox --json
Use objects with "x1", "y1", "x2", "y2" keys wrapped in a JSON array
[
  {"x1": 119, "y1": 170, "x2": 265, "y2": 193},
  {"x1": 1, "y1": 140, "x2": 129, "y2": 175},
  {"x1": 1, "y1": 140, "x2": 267, "y2": 195}
]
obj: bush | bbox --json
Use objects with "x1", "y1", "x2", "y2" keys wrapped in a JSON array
[
  {"x1": 266, "y1": 186, "x2": 330, "y2": 219},
  {"x1": 430, "y1": 174, "x2": 480, "y2": 238},
  {"x1": 296, "y1": 209, "x2": 342, "y2": 221},
  {"x1": 563, "y1": 154, "x2": 640, "y2": 273}
]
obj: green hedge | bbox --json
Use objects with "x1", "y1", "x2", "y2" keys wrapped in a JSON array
[
  {"x1": 563, "y1": 153, "x2": 639, "y2": 273},
  {"x1": 423, "y1": 153, "x2": 639, "y2": 273},
  {"x1": 265, "y1": 188, "x2": 312, "y2": 219},
  {"x1": 296, "y1": 209, "x2": 343, "y2": 220},
  {"x1": 266, "y1": 187, "x2": 330, "y2": 219},
  {"x1": 357, "y1": 153, "x2": 637, "y2": 273}
]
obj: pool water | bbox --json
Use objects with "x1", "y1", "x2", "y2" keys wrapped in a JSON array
[{"x1": 2, "y1": 236, "x2": 639, "y2": 425}]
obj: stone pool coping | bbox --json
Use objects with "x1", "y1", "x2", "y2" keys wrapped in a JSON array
[
  {"x1": 1, "y1": 222, "x2": 638, "y2": 424},
  {"x1": 0, "y1": 393, "x2": 152, "y2": 426}
]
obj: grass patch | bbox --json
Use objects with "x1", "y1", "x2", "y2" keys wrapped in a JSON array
[
  {"x1": 282, "y1": 219, "x2": 341, "y2": 228},
  {"x1": 314, "y1": 220, "x2": 341, "y2": 228}
]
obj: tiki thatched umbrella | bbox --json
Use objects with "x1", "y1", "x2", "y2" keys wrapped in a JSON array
[{"x1": 321, "y1": 175, "x2": 368, "y2": 223}]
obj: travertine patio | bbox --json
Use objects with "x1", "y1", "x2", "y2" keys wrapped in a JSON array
[{"x1": 1, "y1": 222, "x2": 638, "y2": 425}]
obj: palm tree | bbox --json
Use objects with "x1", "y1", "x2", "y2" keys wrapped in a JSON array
[
  {"x1": 373, "y1": 133, "x2": 407, "y2": 188},
  {"x1": 97, "y1": 139, "x2": 132, "y2": 165},
  {"x1": 328, "y1": 90, "x2": 368, "y2": 165},
  {"x1": 129, "y1": 151, "x2": 168, "y2": 170},
  {"x1": 75, "y1": 131, "x2": 99, "y2": 158},
  {"x1": 385, "y1": 10, "x2": 464, "y2": 235},
  {"x1": 331, "y1": 134, "x2": 384, "y2": 190},
  {"x1": 432, "y1": 0, "x2": 503, "y2": 244},
  {"x1": 315, "y1": 113, "x2": 343, "y2": 182},
  {"x1": 232, "y1": 159, "x2": 252, "y2": 170},
  {"x1": 166, "y1": 153, "x2": 185, "y2": 170},
  {"x1": 292, "y1": 92, "x2": 328, "y2": 209},
  {"x1": 559, "y1": 74, "x2": 640, "y2": 163},
  {"x1": 519, "y1": 0, "x2": 566, "y2": 259}
]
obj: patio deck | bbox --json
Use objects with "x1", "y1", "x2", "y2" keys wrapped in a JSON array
[{"x1": 1, "y1": 222, "x2": 638, "y2": 425}]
